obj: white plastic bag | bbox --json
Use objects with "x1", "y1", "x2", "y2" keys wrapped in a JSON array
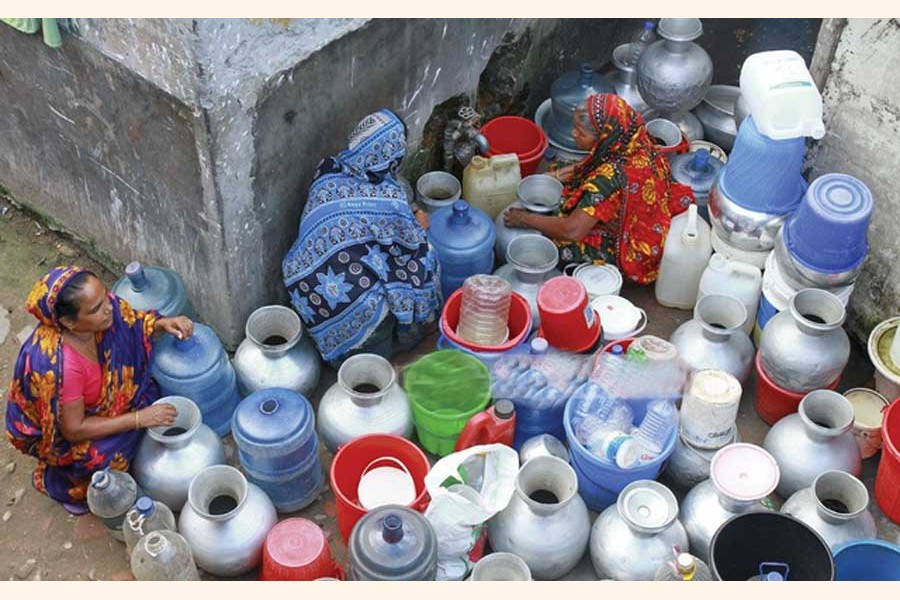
[{"x1": 423, "y1": 443, "x2": 519, "y2": 580}]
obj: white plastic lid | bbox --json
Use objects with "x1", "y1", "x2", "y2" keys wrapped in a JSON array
[
  {"x1": 357, "y1": 465, "x2": 417, "y2": 510},
  {"x1": 710, "y1": 443, "x2": 779, "y2": 502},
  {"x1": 614, "y1": 438, "x2": 638, "y2": 468},
  {"x1": 590, "y1": 295, "x2": 642, "y2": 337},
  {"x1": 690, "y1": 369, "x2": 742, "y2": 405},
  {"x1": 574, "y1": 264, "x2": 622, "y2": 296}
]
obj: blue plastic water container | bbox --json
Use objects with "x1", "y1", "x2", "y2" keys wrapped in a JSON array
[
  {"x1": 112, "y1": 261, "x2": 196, "y2": 319},
  {"x1": 833, "y1": 540, "x2": 900, "y2": 581},
  {"x1": 428, "y1": 200, "x2": 495, "y2": 299},
  {"x1": 231, "y1": 388, "x2": 324, "y2": 513},
  {"x1": 151, "y1": 323, "x2": 242, "y2": 436},
  {"x1": 670, "y1": 149, "x2": 723, "y2": 222},
  {"x1": 563, "y1": 397, "x2": 677, "y2": 511},
  {"x1": 784, "y1": 173, "x2": 874, "y2": 274},
  {"x1": 509, "y1": 395, "x2": 567, "y2": 450}
]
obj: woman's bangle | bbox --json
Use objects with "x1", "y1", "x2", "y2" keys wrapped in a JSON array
[{"x1": 135, "y1": 411, "x2": 140, "y2": 430}]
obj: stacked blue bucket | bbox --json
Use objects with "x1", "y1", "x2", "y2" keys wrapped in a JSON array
[
  {"x1": 231, "y1": 388, "x2": 324, "y2": 512},
  {"x1": 151, "y1": 323, "x2": 243, "y2": 436}
]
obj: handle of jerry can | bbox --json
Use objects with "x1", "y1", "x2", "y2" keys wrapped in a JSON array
[{"x1": 454, "y1": 410, "x2": 493, "y2": 452}]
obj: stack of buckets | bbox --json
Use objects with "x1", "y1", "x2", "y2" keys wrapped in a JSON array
[
  {"x1": 481, "y1": 116, "x2": 549, "y2": 177},
  {"x1": 754, "y1": 173, "x2": 874, "y2": 343}
]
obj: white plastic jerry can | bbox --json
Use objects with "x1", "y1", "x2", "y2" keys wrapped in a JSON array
[
  {"x1": 655, "y1": 204, "x2": 712, "y2": 310},
  {"x1": 697, "y1": 254, "x2": 763, "y2": 335}
]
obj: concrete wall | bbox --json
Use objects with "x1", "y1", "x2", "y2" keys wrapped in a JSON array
[
  {"x1": 806, "y1": 18, "x2": 900, "y2": 340},
  {"x1": 0, "y1": 18, "x2": 821, "y2": 348}
]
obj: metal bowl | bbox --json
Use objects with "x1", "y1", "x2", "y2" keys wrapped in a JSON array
[
  {"x1": 708, "y1": 178, "x2": 790, "y2": 252},
  {"x1": 773, "y1": 226, "x2": 863, "y2": 289},
  {"x1": 516, "y1": 174, "x2": 563, "y2": 214},
  {"x1": 693, "y1": 85, "x2": 740, "y2": 151}
]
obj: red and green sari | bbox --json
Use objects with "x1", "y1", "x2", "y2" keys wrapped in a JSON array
[
  {"x1": 556, "y1": 93, "x2": 695, "y2": 284},
  {"x1": 5, "y1": 266, "x2": 159, "y2": 508}
]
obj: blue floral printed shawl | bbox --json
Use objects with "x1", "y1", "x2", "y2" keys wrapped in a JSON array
[{"x1": 282, "y1": 110, "x2": 442, "y2": 362}]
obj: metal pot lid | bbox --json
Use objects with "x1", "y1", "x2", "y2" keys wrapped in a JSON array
[
  {"x1": 231, "y1": 388, "x2": 315, "y2": 456},
  {"x1": 572, "y1": 264, "x2": 622, "y2": 296},
  {"x1": 843, "y1": 388, "x2": 889, "y2": 428},
  {"x1": 710, "y1": 443, "x2": 779, "y2": 502},
  {"x1": 657, "y1": 18, "x2": 703, "y2": 43},
  {"x1": 590, "y1": 295, "x2": 642, "y2": 336},
  {"x1": 350, "y1": 506, "x2": 437, "y2": 579},
  {"x1": 617, "y1": 480, "x2": 678, "y2": 533}
]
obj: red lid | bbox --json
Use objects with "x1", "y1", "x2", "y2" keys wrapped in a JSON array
[
  {"x1": 537, "y1": 276, "x2": 588, "y2": 313},
  {"x1": 265, "y1": 518, "x2": 326, "y2": 567}
]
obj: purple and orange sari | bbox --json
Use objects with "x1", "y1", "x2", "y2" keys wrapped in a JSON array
[{"x1": 5, "y1": 266, "x2": 160, "y2": 507}]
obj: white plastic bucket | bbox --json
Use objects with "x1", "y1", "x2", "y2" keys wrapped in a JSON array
[{"x1": 843, "y1": 388, "x2": 890, "y2": 460}]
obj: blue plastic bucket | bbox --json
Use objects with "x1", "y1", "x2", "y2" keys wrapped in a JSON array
[
  {"x1": 833, "y1": 540, "x2": 900, "y2": 581},
  {"x1": 563, "y1": 396, "x2": 677, "y2": 511}
]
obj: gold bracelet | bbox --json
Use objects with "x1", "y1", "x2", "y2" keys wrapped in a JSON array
[{"x1": 135, "y1": 411, "x2": 140, "y2": 430}]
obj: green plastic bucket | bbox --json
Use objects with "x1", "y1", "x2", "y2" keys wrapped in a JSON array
[{"x1": 404, "y1": 350, "x2": 491, "y2": 456}]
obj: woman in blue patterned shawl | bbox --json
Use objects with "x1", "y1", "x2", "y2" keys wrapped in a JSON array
[
  {"x1": 282, "y1": 109, "x2": 442, "y2": 366},
  {"x1": 5, "y1": 266, "x2": 192, "y2": 514}
]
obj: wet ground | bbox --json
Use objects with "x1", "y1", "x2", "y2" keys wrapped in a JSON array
[{"x1": 1, "y1": 192, "x2": 897, "y2": 581}]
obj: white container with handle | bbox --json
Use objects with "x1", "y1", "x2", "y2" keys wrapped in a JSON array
[
  {"x1": 697, "y1": 253, "x2": 762, "y2": 335},
  {"x1": 655, "y1": 204, "x2": 712, "y2": 310}
]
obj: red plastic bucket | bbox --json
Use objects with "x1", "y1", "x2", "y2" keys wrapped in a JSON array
[
  {"x1": 440, "y1": 289, "x2": 532, "y2": 353},
  {"x1": 875, "y1": 398, "x2": 900, "y2": 523},
  {"x1": 482, "y1": 116, "x2": 549, "y2": 177},
  {"x1": 260, "y1": 518, "x2": 344, "y2": 581},
  {"x1": 754, "y1": 352, "x2": 841, "y2": 425},
  {"x1": 329, "y1": 434, "x2": 430, "y2": 542},
  {"x1": 537, "y1": 276, "x2": 601, "y2": 352}
]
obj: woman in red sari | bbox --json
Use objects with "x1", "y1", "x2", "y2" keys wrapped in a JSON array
[
  {"x1": 504, "y1": 93, "x2": 694, "y2": 284},
  {"x1": 5, "y1": 266, "x2": 193, "y2": 514}
]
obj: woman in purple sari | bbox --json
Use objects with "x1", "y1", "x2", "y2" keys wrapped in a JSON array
[{"x1": 5, "y1": 266, "x2": 193, "y2": 514}]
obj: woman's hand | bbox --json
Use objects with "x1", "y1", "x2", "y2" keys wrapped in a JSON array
[
  {"x1": 504, "y1": 208, "x2": 532, "y2": 229},
  {"x1": 156, "y1": 316, "x2": 194, "y2": 340},
  {"x1": 414, "y1": 208, "x2": 430, "y2": 229},
  {"x1": 138, "y1": 404, "x2": 178, "y2": 429}
]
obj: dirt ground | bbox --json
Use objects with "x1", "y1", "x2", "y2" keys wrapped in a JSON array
[{"x1": 1, "y1": 192, "x2": 898, "y2": 581}]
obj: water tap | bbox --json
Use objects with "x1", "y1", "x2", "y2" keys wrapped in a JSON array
[{"x1": 443, "y1": 106, "x2": 490, "y2": 171}]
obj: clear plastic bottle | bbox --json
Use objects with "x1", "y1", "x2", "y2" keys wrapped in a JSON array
[
  {"x1": 131, "y1": 530, "x2": 200, "y2": 581},
  {"x1": 86, "y1": 469, "x2": 141, "y2": 542},
  {"x1": 590, "y1": 429, "x2": 638, "y2": 468},
  {"x1": 634, "y1": 399, "x2": 679, "y2": 461},
  {"x1": 626, "y1": 21, "x2": 656, "y2": 67},
  {"x1": 123, "y1": 496, "x2": 177, "y2": 557},
  {"x1": 655, "y1": 553, "x2": 713, "y2": 581}
]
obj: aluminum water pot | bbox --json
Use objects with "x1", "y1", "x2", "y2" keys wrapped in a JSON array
[
  {"x1": 759, "y1": 288, "x2": 850, "y2": 393},
  {"x1": 493, "y1": 234, "x2": 561, "y2": 329},
  {"x1": 781, "y1": 470, "x2": 877, "y2": 550},
  {"x1": 178, "y1": 465, "x2": 277, "y2": 577},
  {"x1": 763, "y1": 390, "x2": 862, "y2": 498},
  {"x1": 233, "y1": 305, "x2": 321, "y2": 397},
  {"x1": 669, "y1": 294, "x2": 754, "y2": 383},
  {"x1": 317, "y1": 353, "x2": 413, "y2": 453},
  {"x1": 637, "y1": 18, "x2": 713, "y2": 116},
  {"x1": 132, "y1": 396, "x2": 227, "y2": 511},
  {"x1": 680, "y1": 444, "x2": 779, "y2": 563},
  {"x1": 589, "y1": 480, "x2": 689, "y2": 581},
  {"x1": 664, "y1": 427, "x2": 740, "y2": 493},
  {"x1": 489, "y1": 455, "x2": 590, "y2": 580},
  {"x1": 495, "y1": 201, "x2": 540, "y2": 264},
  {"x1": 612, "y1": 43, "x2": 650, "y2": 115}
]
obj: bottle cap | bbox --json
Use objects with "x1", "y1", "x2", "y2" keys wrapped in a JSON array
[{"x1": 494, "y1": 399, "x2": 515, "y2": 420}]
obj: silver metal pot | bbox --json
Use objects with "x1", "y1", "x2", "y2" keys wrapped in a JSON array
[
  {"x1": 773, "y1": 226, "x2": 864, "y2": 289},
  {"x1": 763, "y1": 390, "x2": 862, "y2": 498},
  {"x1": 516, "y1": 174, "x2": 563, "y2": 214},
  {"x1": 758, "y1": 288, "x2": 850, "y2": 393},
  {"x1": 691, "y1": 85, "x2": 740, "y2": 151},
  {"x1": 612, "y1": 43, "x2": 650, "y2": 114},
  {"x1": 494, "y1": 202, "x2": 540, "y2": 266},
  {"x1": 708, "y1": 177, "x2": 789, "y2": 253},
  {"x1": 781, "y1": 470, "x2": 877, "y2": 550},
  {"x1": 589, "y1": 480, "x2": 689, "y2": 581},
  {"x1": 317, "y1": 353, "x2": 413, "y2": 453},
  {"x1": 664, "y1": 427, "x2": 740, "y2": 493},
  {"x1": 668, "y1": 111, "x2": 704, "y2": 142},
  {"x1": 132, "y1": 396, "x2": 227, "y2": 511},
  {"x1": 646, "y1": 118, "x2": 683, "y2": 150},
  {"x1": 178, "y1": 465, "x2": 277, "y2": 577},
  {"x1": 669, "y1": 294, "x2": 755, "y2": 383},
  {"x1": 519, "y1": 434, "x2": 570, "y2": 465},
  {"x1": 493, "y1": 234, "x2": 561, "y2": 329},
  {"x1": 637, "y1": 18, "x2": 713, "y2": 116},
  {"x1": 416, "y1": 171, "x2": 462, "y2": 214},
  {"x1": 489, "y1": 455, "x2": 590, "y2": 580},
  {"x1": 233, "y1": 305, "x2": 321, "y2": 397}
]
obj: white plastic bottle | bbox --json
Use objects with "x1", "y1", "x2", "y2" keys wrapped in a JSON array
[
  {"x1": 655, "y1": 204, "x2": 712, "y2": 309},
  {"x1": 696, "y1": 253, "x2": 762, "y2": 335}
]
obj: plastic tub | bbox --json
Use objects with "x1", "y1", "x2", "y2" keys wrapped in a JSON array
[
  {"x1": 833, "y1": 540, "x2": 900, "y2": 581},
  {"x1": 404, "y1": 350, "x2": 492, "y2": 455},
  {"x1": 563, "y1": 392, "x2": 677, "y2": 511},
  {"x1": 260, "y1": 518, "x2": 344, "y2": 581},
  {"x1": 482, "y1": 116, "x2": 549, "y2": 177},
  {"x1": 875, "y1": 398, "x2": 900, "y2": 524},
  {"x1": 329, "y1": 434, "x2": 430, "y2": 542},
  {"x1": 440, "y1": 289, "x2": 532, "y2": 353},
  {"x1": 754, "y1": 352, "x2": 841, "y2": 426}
]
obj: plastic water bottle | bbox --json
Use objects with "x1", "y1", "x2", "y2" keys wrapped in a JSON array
[
  {"x1": 634, "y1": 399, "x2": 678, "y2": 461},
  {"x1": 626, "y1": 21, "x2": 656, "y2": 67},
  {"x1": 123, "y1": 496, "x2": 177, "y2": 557},
  {"x1": 655, "y1": 553, "x2": 713, "y2": 581},
  {"x1": 590, "y1": 429, "x2": 638, "y2": 468}
]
